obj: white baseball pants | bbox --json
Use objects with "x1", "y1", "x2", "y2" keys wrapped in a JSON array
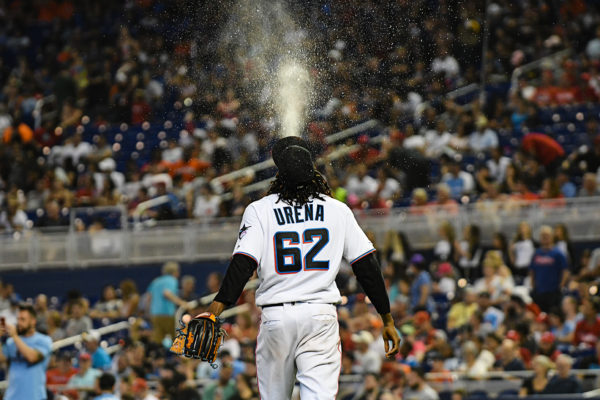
[{"x1": 256, "y1": 302, "x2": 341, "y2": 400}]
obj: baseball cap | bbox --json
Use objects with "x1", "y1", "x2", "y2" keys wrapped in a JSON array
[
  {"x1": 358, "y1": 134, "x2": 370, "y2": 145},
  {"x1": 540, "y1": 332, "x2": 555, "y2": 344},
  {"x1": 506, "y1": 330, "x2": 521, "y2": 342},
  {"x1": 79, "y1": 352, "x2": 91, "y2": 361},
  {"x1": 83, "y1": 330, "x2": 101, "y2": 342},
  {"x1": 410, "y1": 253, "x2": 425, "y2": 264},
  {"x1": 351, "y1": 330, "x2": 374, "y2": 344},
  {"x1": 437, "y1": 262, "x2": 452, "y2": 276},
  {"x1": 132, "y1": 378, "x2": 148, "y2": 392},
  {"x1": 433, "y1": 329, "x2": 447, "y2": 342}
]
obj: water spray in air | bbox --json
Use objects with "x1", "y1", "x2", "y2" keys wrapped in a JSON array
[{"x1": 221, "y1": 0, "x2": 314, "y2": 137}]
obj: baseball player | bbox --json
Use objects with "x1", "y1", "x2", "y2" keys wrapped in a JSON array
[{"x1": 206, "y1": 136, "x2": 401, "y2": 399}]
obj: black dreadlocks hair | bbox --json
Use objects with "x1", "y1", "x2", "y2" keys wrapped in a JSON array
[{"x1": 267, "y1": 170, "x2": 332, "y2": 207}]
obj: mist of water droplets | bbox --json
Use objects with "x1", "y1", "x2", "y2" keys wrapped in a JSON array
[{"x1": 221, "y1": 0, "x2": 314, "y2": 137}]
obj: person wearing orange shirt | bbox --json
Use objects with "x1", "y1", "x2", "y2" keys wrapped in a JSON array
[{"x1": 3, "y1": 121, "x2": 33, "y2": 144}]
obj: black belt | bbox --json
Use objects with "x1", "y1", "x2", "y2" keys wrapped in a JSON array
[
  {"x1": 261, "y1": 301, "x2": 335, "y2": 308},
  {"x1": 261, "y1": 302, "x2": 302, "y2": 308}
]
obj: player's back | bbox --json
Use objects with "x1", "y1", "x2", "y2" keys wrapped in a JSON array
[{"x1": 233, "y1": 194, "x2": 374, "y2": 306}]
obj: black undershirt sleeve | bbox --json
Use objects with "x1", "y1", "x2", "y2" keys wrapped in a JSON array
[
  {"x1": 351, "y1": 252, "x2": 391, "y2": 315},
  {"x1": 214, "y1": 254, "x2": 258, "y2": 306}
]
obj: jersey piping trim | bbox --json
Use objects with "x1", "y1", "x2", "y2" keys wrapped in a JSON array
[
  {"x1": 233, "y1": 252, "x2": 259, "y2": 265},
  {"x1": 349, "y1": 248, "x2": 376, "y2": 265}
]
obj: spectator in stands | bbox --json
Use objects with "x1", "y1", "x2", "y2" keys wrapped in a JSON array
[
  {"x1": 67, "y1": 352, "x2": 102, "y2": 394},
  {"x1": 119, "y1": 279, "x2": 140, "y2": 318},
  {"x1": 573, "y1": 297, "x2": 600, "y2": 348},
  {"x1": 131, "y1": 377, "x2": 159, "y2": 400},
  {"x1": 579, "y1": 340, "x2": 600, "y2": 369},
  {"x1": 46, "y1": 353, "x2": 78, "y2": 397},
  {"x1": 407, "y1": 254, "x2": 434, "y2": 313},
  {"x1": 346, "y1": 163, "x2": 378, "y2": 207},
  {"x1": 487, "y1": 147, "x2": 511, "y2": 184},
  {"x1": 441, "y1": 159, "x2": 474, "y2": 200},
  {"x1": 536, "y1": 332, "x2": 560, "y2": 361},
  {"x1": 0, "y1": 303, "x2": 53, "y2": 400},
  {"x1": 342, "y1": 371, "x2": 380, "y2": 400},
  {"x1": 34, "y1": 294, "x2": 50, "y2": 334},
  {"x1": 434, "y1": 221, "x2": 455, "y2": 262},
  {"x1": 520, "y1": 157, "x2": 546, "y2": 193},
  {"x1": 447, "y1": 287, "x2": 478, "y2": 331},
  {"x1": 495, "y1": 339, "x2": 525, "y2": 371},
  {"x1": 90, "y1": 285, "x2": 122, "y2": 320},
  {"x1": 520, "y1": 355, "x2": 553, "y2": 396},
  {"x1": 529, "y1": 225, "x2": 569, "y2": 312},
  {"x1": 202, "y1": 360, "x2": 236, "y2": 400},
  {"x1": 47, "y1": 310, "x2": 66, "y2": 341},
  {"x1": 352, "y1": 330, "x2": 381, "y2": 375},
  {"x1": 510, "y1": 221, "x2": 536, "y2": 280},
  {"x1": 476, "y1": 291, "x2": 504, "y2": 332},
  {"x1": 193, "y1": 183, "x2": 221, "y2": 220},
  {"x1": 146, "y1": 262, "x2": 188, "y2": 343},
  {"x1": 469, "y1": 118, "x2": 499, "y2": 153},
  {"x1": 403, "y1": 367, "x2": 439, "y2": 400},
  {"x1": 457, "y1": 340, "x2": 494, "y2": 379},
  {"x1": 556, "y1": 169, "x2": 576, "y2": 198},
  {"x1": 578, "y1": 172, "x2": 600, "y2": 197},
  {"x1": 179, "y1": 275, "x2": 198, "y2": 302},
  {"x1": 521, "y1": 133, "x2": 565, "y2": 172},
  {"x1": 586, "y1": 26, "x2": 600, "y2": 60},
  {"x1": 543, "y1": 354, "x2": 582, "y2": 394},
  {"x1": 454, "y1": 224, "x2": 482, "y2": 281},
  {"x1": 83, "y1": 331, "x2": 112, "y2": 371},
  {"x1": 93, "y1": 372, "x2": 119, "y2": 400},
  {"x1": 65, "y1": 299, "x2": 93, "y2": 337},
  {"x1": 36, "y1": 200, "x2": 69, "y2": 228}
]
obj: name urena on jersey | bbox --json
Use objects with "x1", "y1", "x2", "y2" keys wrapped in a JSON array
[{"x1": 273, "y1": 204, "x2": 325, "y2": 226}]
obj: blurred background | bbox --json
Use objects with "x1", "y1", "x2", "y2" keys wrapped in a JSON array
[{"x1": 1, "y1": 0, "x2": 600, "y2": 399}]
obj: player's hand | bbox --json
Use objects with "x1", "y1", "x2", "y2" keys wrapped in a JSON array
[{"x1": 381, "y1": 314, "x2": 401, "y2": 359}]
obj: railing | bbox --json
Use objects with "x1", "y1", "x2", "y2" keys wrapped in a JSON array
[
  {"x1": 510, "y1": 49, "x2": 572, "y2": 93},
  {"x1": 210, "y1": 119, "x2": 379, "y2": 188},
  {"x1": 174, "y1": 279, "x2": 260, "y2": 328},
  {"x1": 2, "y1": 196, "x2": 600, "y2": 270}
]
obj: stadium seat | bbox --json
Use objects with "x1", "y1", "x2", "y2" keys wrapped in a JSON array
[{"x1": 466, "y1": 391, "x2": 488, "y2": 400}]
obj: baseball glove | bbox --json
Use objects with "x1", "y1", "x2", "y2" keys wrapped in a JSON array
[{"x1": 170, "y1": 312, "x2": 225, "y2": 364}]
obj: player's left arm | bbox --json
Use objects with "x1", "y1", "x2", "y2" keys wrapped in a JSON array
[
  {"x1": 351, "y1": 252, "x2": 401, "y2": 358},
  {"x1": 207, "y1": 253, "x2": 258, "y2": 317}
]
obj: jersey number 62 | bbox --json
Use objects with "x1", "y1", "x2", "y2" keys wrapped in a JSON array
[{"x1": 274, "y1": 229, "x2": 329, "y2": 274}]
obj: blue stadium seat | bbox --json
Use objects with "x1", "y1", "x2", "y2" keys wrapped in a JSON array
[{"x1": 466, "y1": 391, "x2": 488, "y2": 400}]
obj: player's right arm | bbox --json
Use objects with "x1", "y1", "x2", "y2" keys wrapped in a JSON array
[{"x1": 208, "y1": 204, "x2": 263, "y2": 316}]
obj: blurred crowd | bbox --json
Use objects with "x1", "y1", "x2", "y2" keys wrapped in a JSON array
[
  {"x1": 0, "y1": 216, "x2": 599, "y2": 399},
  {"x1": 0, "y1": 0, "x2": 599, "y2": 399},
  {"x1": 0, "y1": 0, "x2": 600, "y2": 233}
]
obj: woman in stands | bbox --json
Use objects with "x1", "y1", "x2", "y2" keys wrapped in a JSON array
[
  {"x1": 434, "y1": 220, "x2": 456, "y2": 262},
  {"x1": 519, "y1": 355, "x2": 554, "y2": 396},
  {"x1": 454, "y1": 224, "x2": 482, "y2": 282},
  {"x1": 510, "y1": 221, "x2": 536, "y2": 281}
]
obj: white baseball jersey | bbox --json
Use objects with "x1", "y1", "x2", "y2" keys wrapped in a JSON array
[{"x1": 233, "y1": 194, "x2": 374, "y2": 306}]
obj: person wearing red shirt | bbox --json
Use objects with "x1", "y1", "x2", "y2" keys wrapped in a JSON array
[
  {"x1": 46, "y1": 353, "x2": 78, "y2": 396},
  {"x1": 574, "y1": 297, "x2": 600, "y2": 347},
  {"x1": 349, "y1": 134, "x2": 381, "y2": 166},
  {"x1": 521, "y1": 133, "x2": 565, "y2": 171}
]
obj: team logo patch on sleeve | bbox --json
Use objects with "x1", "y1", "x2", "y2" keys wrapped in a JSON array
[{"x1": 239, "y1": 224, "x2": 250, "y2": 239}]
